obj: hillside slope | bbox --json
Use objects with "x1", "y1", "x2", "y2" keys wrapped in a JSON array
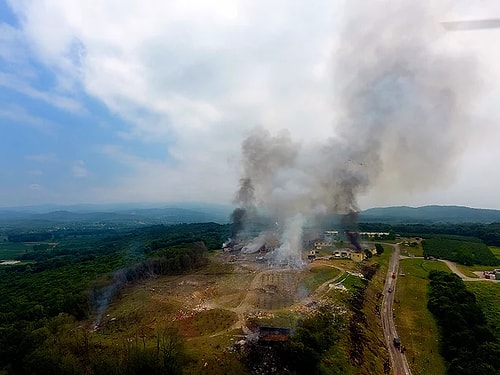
[{"x1": 360, "y1": 205, "x2": 500, "y2": 223}]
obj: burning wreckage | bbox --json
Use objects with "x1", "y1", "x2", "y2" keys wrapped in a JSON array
[{"x1": 223, "y1": 210, "x2": 367, "y2": 268}]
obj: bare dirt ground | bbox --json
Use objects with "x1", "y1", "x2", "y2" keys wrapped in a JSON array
[
  {"x1": 100, "y1": 251, "x2": 346, "y2": 334},
  {"x1": 90, "y1": 251, "x2": 354, "y2": 374}
]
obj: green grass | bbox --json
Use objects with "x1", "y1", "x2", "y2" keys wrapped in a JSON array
[
  {"x1": 454, "y1": 263, "x2": 489, "y2": 278},
  {"x1": 490, "y1": 246, "x2": 500, "y2": 260},
  {"x1": 450, "y1": 260, "x2": 500, "y2": 278},
  {"x1": 466, "y1": 282, "x2": 500, "y2": 340},
  {"x1": 0, "y1": 242, "x2": 32, "y2": 259},
  {"x1": 184, "y1": 332, "x2": 250, "y2": 375},
  {"x1": 303, "y1": 265, "x2": 341, "y2": 292},
  {"x1": 400, "y1": 246, "x2": 423, "y2": 257},
  {"x1": 247, "y1": 310, "x2": 300, "y2": 329},
  {"x1": 393, "y1": 259, "x2": 450, "y2": 375},
  {"x1": 423, "y1": 237, "x2": 497, "y2": 266},
  {"x1": 179, "y1": 309, "x2": 237, "y2": 336},
  {"x1": 341, "y1": 273, "x2": 365, "y2": 291}
]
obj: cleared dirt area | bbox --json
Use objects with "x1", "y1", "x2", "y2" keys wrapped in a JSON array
[{"x1": 88, "y1": 250, "x2": 352, "y2": 374}]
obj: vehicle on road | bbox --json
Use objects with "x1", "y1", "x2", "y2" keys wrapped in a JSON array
[{"x1": 393, "y1": 337, "x2": 401, "y2": 349}]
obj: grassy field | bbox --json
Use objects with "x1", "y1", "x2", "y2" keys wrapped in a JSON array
[
  {"x1": 393, "y1": 258, "x2": 451, "y2": 375},
  {"x1": 341, "y1": 273, "x2": 365, "y2": 290},
  {"x1": 93, "y1": 265, "x2": 254, "y2": 375},
  {"x1": 490, "y1": 246, "x2": 500, "y2": 260},
  {"x1": 399, "y1": 239, "x2": 424, "y2": 257},
  {"x1": 0, "y1": 242, "x2": 32, "y2": 259},
  {"x1": 466, "y1": 282, "x2": 500, "y2": 340},
  {"x1": 455, "y1": 263, "x2": 487, "y2": 277},
  {"x1": 302, "y1": 265, "x2": 341, "y2": 292}
]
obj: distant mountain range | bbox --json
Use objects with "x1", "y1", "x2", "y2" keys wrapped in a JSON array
[
  {"x1": 0, "y1": 203, "x2": 234, "y2": 226},
  {"x1": 359, "y1": 205, "x2": 500, "y2": 223},
  {"x1": 1, "y1": 204, "x2": 499, "y2": 226}
]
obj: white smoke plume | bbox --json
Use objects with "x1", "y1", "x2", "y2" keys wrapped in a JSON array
[
  {"x1": 233, "y1": 1, "x2": 480, "y2": 264},
  {"x1": 270, "y1": 214, "x2": 305, "y2": 268},
  {"x1": 241, "y1": 232, "x2": 269, "y2": 253}
]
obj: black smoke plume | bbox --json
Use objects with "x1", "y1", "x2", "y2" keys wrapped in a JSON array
[
  {"x1": 230, "y1": 207, "x2": 247, "y2": 239},
  {"x1": 341, "y1": 210, "x2": 361, "y2": 251}
]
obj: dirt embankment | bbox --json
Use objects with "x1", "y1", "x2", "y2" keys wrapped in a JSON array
[{"x1": 352, "y1": 263, "x2": 392, "y2": 375}]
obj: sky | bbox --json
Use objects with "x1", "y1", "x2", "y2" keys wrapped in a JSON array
[{"x1": 1, "y1": 0, "x2": 500, "y2": 210}]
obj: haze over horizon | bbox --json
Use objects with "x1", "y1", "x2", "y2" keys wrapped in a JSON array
[{"x1": 2, "y1": 1, "x2": 500, "y2": 210}]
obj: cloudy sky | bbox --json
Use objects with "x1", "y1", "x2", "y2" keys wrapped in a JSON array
[{"x1": 1, "y1": 0, "x2": 500, "y2": 209}]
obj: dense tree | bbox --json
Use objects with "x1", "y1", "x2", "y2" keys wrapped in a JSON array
[
  {"x1": 423, "y1": 237, "x2": 498, "y2": 266},
  {"x1": 427, "y1": 271, "x2": 500, "y2": 374},
  {"x1": 364, "y1": 249, "x2": 373, "y2": 259},
  {"x1": 359, "y1": 221, "x2": 500, "y2": 247},
  {"x1": 0, "y1": 222, "x2": 228, "y2": 372}
]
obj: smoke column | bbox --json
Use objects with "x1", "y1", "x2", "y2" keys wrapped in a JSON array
[
  {"x1": 232, "y1": 1, "x2": 479, "y2": 260},
  {"x1": 271, "y1": 214, "x2": 305, "y2": 268}
]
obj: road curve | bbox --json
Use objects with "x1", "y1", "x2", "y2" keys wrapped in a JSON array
[
  {"x1": 400, "y1": 256, "x2": 500, "y2": 282},
  {"x1": 381, "y1": 244, "x2": 412, "y2": 375},
  {"x1": 439, "y1": 259, "x2": 500, "y2": 282}
]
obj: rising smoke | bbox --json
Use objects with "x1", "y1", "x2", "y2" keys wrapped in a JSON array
[{"x1": 232, "y1": 1, "x2": 479, "y2": 264}]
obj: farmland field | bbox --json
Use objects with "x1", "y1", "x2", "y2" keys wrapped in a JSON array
[
  {"x1": 0, "y1": 242, "x2": 32, "y2": 260},
  {"x1": 490, "y1": 246, "x2": 500, "y2": 260},
  {"x1": 393, "y1": 258, "x2": 450, "y2": 375},
  {"x1": 422, "y1": 237, "x2": 498, "y2": 266}
]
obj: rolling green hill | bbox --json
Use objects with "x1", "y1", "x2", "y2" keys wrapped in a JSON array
[{"x1": 360, "y1": 205, "x2": 500, "y2": 223}]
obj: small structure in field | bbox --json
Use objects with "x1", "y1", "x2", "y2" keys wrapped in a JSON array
[{"x1": 258, "y1": 326, "x2": 293, "y2": 343}]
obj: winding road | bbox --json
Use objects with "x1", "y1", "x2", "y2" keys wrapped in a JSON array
[{"x1": 439, "y1": 259, "x2": 499, "y2": 282}]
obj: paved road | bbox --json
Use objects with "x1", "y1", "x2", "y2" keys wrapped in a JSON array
[
  {"x1": 381, "y1": 243, "x2": 412, "y2": 375},
  {"x1": 381, "y1": 248, "x2": 498, "y2": 374},
  {"x1": 439, "y1": 259, "x2": 500, "y2": 282},
  {"x1": 400, "y1": 256, "x2": 499, "y2": 282}
]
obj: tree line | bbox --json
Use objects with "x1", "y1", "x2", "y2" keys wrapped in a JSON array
[
  {"x1": 427, "y1": 271, "x2": 500, "y2": 375},
  {"x1": 359, "y1": 222, "x2": 500, "y2": 247},
  {"x1": 422, "y1": 237, "x2": 499, "y2": 266}
]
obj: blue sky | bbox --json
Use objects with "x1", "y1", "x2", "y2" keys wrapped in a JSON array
[{"x1": 1, "y1": 0, "x2": 500, "y2": 210}]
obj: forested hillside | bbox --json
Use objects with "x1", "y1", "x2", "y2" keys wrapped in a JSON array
[
  {"x1": 359, "y1": 222, "x2": 500, "y2": 247},
  {"x1": 360, "y1": 205, "x2": 500, "y2": 223},
  {"x1": 0, "y1": 222, "x2": 229, "y2": 373}
]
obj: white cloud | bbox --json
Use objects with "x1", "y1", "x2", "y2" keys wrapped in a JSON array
[
  {"x1": 0, "y1": 104, "x2": 58, "y2": 134},
  {"x1": 72, "y1": 160, "x2": 89, "y2": 178},
  {"x1": 10, "y1": 0, "x2": 337, "y2": 139},
  {"x1": 0, "y1": 72, "x2": 83, "y2": 113},
  {"x1": 6, "y1": 0, "x2": 500, "y2": 207}
]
